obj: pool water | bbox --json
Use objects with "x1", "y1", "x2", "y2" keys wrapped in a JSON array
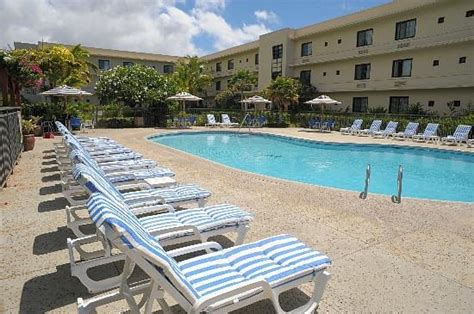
[{"x1": 150, "y1": 132, "x2": 474, "y2": 203}]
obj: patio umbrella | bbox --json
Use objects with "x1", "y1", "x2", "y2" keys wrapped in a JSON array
[
  {"x1": 240, "y1": 95, "x2": 271, "y2": 111},
  {"x1": 166, "y1": 92, "x2": 202, "y2": 114},
  {"x1": 41, "y1": 85, "x2": 93, "y2": 128},
  {"x1": 41, "y1": 85, "x2": 93, "y2": 97},
  {"x1": 305, "y1": 95, "x2": 341, "y2": 129}
]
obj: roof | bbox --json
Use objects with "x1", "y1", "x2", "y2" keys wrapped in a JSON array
[
  {"x1": 14, "y1": 41, "x2": 181, "y2": 63},
  {"x1": 200, "y1": 41, "x2": 259, "y2": 61}
]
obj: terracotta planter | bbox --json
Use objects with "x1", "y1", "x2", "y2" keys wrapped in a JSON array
[{"x1": 23, "y1": 134, "x2": 35, "y2": 151}]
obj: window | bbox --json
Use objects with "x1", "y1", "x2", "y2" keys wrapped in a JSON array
[
  {"x1": 337, "y1": 39, "x2": 342, "y2": 44},
  {"x1": 163, "y1": 64, "x2": 173, "y2": 73},
  {"x1": 428, "y1": 100, "x2": 435, "y2": 107},
  {"x1": 246, "y1": 58, "x2": 248, "y2": 62},
  {"x1": 438, "y1": 17, "x2": 445, "y2": 23},
  {"x1": 299, "y1": 70, "x2": 311, "y2": 85},
  {"x1": 466, "y1": 10, "x2": 474, "y2": 17},
  {"x1": 353, "y1": 97, "x2": 368, "y2": 113},
  {"x1": 336, "y1": 70, "x2": 340, "y2": 75},
  {"x1": 459, "y1": 56, "x2": 466, "y2": 64},
  {"x1": 323, "y1": 72, "x2": 327, "y2": 76},
  {"x1": 272, "y1": 44, "x2": 283, "y2": 59},
  {"x1": 357, "y1": 29, "x2": 373, "y2": 47},
  {"x1": 433, "y1": 60, "x2": 439, "y2": 66},
  {"x1": 392, "y1": 58, "x2": 412, "y2": 77},
  {"x1": 271, "y1": 44, "x2": 283, "y2": 79},
  {"x1": 227, "y1": 59, "x2": 234, "y2": 70},
  {"x1": 301, "y1": 42, "x2": 312, "y2": 57},
  {"x1": 324, "y1": 42, "x2": 328, "y2": 47},
  {"x1": 389, "y1": 96, "x2": 409, "y2": 114},
  {"x1": 395, "y1": 19, "x2": 416, "y2": 40},
  {"x1": 216, "y1": 62, "x2": 222, "y2": 72},
  {"x1": 98, "y1": 59, "x2": 110, "y2": 70},
  {"x1": 215, "y1": 81, "x2": 221, "y2": 91},
  {"x1": 453, "y1": 100, "x2": 461, "y2": 107},
  {"x1": 123, "y1": 61, "x2": 134, "y2": 67},
  {"x1": 255, "y1": 53, "x2": 259, "y2": 65},
  {"x1": 354, "y1": 63, "x2": 371, "y2": 80}
]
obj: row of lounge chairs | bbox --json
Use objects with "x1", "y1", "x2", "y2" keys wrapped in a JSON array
[
  {"x1": 340, "y1": 119, "x2": 473, "y2": 145},
  {"x1": 54, "y1": 121, "x2": 332, "y2": 313},
  {"x1": 206, "y1": 114, "x2": 268, "y2": 128}
]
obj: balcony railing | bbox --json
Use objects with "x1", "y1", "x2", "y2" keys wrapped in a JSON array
[{"x1": 290, "y1": 26, "x2": 474, "y2": 67}]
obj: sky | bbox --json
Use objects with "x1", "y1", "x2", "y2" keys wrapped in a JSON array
[{"x1": 0, "y1": 0, "x2": 391, "y2": 56}]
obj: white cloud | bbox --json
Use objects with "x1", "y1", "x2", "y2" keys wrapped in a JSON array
[
  {"x1": 0, "y1": 0, "x2": 272, "y2": 55},
  {"x1": 194, "y1": 9, "x2": 270, "y2": 51},
  {"x1": 195, "y1": 0, "x2": 226, "y2": 11},
  {"x1": 254, "y1": 10, "x2": 278, "y2": 24}
]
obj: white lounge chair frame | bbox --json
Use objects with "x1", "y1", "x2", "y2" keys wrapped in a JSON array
[{"x1": 78, "y1": 224, "x2": 331, "y2": 314}]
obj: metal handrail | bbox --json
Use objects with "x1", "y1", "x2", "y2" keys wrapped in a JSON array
[
  {"x1": 359, "y1": 164, "x2": 371, "y2": 199},
  {"x1": 391, "y1": 165, "x2": 403, "y2": 203},
  {"x1": 238, "y1": 113, "x2": 252, "y2": 133}
]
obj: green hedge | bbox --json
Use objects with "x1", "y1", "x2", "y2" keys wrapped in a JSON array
[
  {"x1": 96, "y1": 117, "x2": 134, "y2": 128},
  {"x1": 182, "y1": 110, "x2": 474, "y2": 137}
]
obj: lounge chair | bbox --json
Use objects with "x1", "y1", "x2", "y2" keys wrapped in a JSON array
[
  {"x1": 68, "y1": 193, "x2": 254, "y2": 293},
  {"x1": 221, "y1": 114, "x2": 239, "y2": 127},
  {"x1": 372, "y1": 121, "x2": 398, "y2": 138},
  {"x1": 321, "y1": 120, "x2": 335, "y2": 132},
  {"x1": 205, "y1": 114, "x2": 221, "y2": 127},
  {"x1": 308, "y1": 118, "x2": 321, "y2": 129},
  {"x1": 68, "y1": 163, "x2": 211, "y2": 209},
  {"x1": 357, "y1": 120, "x2": 382, "y2": 136},
  {"x1": 441, "y1": 125, "x2": 472, "y2": 145},
  {"x1": 412, "y1": 123, "x2": 439, "y2": 143},
  {"x1": 392, "y1": 122, "x2": 419, "y2": 140},
  {"x1": 340, "y1": 119, "x2": 363, "y2": 135},
  {"x1": 78, "y1": 193, "x2": 331, "y2": 313},
  {"x1": 467, "y1": 139, "x2": 474, "y2": 148}
]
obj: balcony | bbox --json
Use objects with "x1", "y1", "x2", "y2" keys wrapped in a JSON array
[
  {"x1": 290, "y1": 26, "x2": 474, "y2": 67},
  {"x1": 314, "y1": 72, "x2": 474, "y2": 93}
]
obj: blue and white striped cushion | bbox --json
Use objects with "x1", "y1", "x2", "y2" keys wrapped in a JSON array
[
  {"x1": 404, "y1": 122, "x2": 419, "y2": 136},
  {"x1": 87, "y1": 193, "x2": 330, "y2": 302},
  {"x1": 368, "y1": 120, "x2": 382, "y2": 132},
  {"x1": 139, "y1": 204, "x2": 253, "y2": 238},
  {"x1": 123, "y1": 184, "x2": 211, "y2": 207},
  {"x1": 178, "y1": 234, "x2": 331, "y2": 297},
  {"x1": 73, "y1": 164, "x2": 211, "y2": 206},
  {"x1": 86, "y1": 193, "x2": 201, "y2": 302},
  {"x1": 452, "y1": 125, "x2": 472, "y2": 140}
]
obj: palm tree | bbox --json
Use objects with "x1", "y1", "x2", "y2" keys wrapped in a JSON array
[
  {"x1": 228, "y1": 69, "x2": 257, "y2": 100},
  {"x1": 173, "y1": 56, "x2": 213, "y2": 95},
  {"x1": 264, "y1": 76, "x2": 300, "y2": 111},
  {"x1": 63, "y1": 45, "x2": 97, "y2": 87}
]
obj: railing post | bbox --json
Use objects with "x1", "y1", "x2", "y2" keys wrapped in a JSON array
[
  {"x1": 359, "y1": 164, "x2": 371, "y2": 199},
  {"x1": 391, "y1": 165, "x2": 403, "y2": 203}
]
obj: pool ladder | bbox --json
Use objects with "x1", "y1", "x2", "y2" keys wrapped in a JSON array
[
  {"x1": 238, "y1": 113, "x2": 254, "y2": 133},
  {"x1": 359, "y1": 164, "x2": 404, "y2": 203}
]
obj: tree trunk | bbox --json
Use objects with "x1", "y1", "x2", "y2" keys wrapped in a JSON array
[
  {"x1": 0, "y1": 68, "x2": 9, "y2": 106},
  {"x1": 13, "y1": 80, "x2": 21, "y2": 106}
]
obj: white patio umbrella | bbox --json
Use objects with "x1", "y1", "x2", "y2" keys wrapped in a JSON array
[
  {"x1": 41, "y1": 85, "x2": 93, "y2": 97},
  {"x1": 41, "y1": 85, "x2": 93, "y2": 128},
  {"x1": 240, "y1": 95, "x2": 272, "y2": 111},
  {"x1": 305, "y1": 94, "x2": 341, "y2": 116},
  {"x1": 166, "y1": 92, "x2": 202, "y2": 114},
  {"x1": 305, "y1": 95, "x2": 341, "y2": 131}
]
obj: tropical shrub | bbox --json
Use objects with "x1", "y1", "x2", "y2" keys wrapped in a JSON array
[
  {"x1": 263, "y1": 77, "x2": 301, "y2": 111},
  {"x1": 95, "y1": 64, "x2": 177, "y2": 107},
  {"x1": 215, "y1": 89, "x2": 240, "y2": 109}
]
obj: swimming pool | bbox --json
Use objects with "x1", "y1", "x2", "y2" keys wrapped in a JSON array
[{"x1": 149, "y1": 131, "x2": 474, "y2": 203}]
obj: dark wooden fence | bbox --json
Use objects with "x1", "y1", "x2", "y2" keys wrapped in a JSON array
[{"x1": 0, "y1": 107, "x2": 22, "y2": 189}]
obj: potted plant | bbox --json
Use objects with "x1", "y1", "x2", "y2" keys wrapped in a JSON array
[
  {"x1": 22, "y1": 119, "x2": 36, "y2": 151},
  {"x1": 31, "y1": 116, "x2": 43, "y2": 137}
]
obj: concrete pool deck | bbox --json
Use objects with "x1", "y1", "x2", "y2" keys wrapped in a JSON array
[{"x1": 1, "y1": 127, "x2": 473, "y2": 312}]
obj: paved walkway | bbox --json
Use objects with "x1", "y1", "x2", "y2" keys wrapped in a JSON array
[{"x1": 0, "y1": 127, "x2": 472, "y2": 312}]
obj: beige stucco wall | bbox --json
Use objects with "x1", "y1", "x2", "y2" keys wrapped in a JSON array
[{"x1": 325, "y1": 87, "x2": 474, "y2": 114}]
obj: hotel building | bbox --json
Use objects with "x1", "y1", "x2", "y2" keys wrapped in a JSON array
[
  {"x1": 15, "y1": 0, "x2": 474, "y2": 114},
  {"x1": 203, "y1": 0, "x2": 474, "y2": 114}
]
